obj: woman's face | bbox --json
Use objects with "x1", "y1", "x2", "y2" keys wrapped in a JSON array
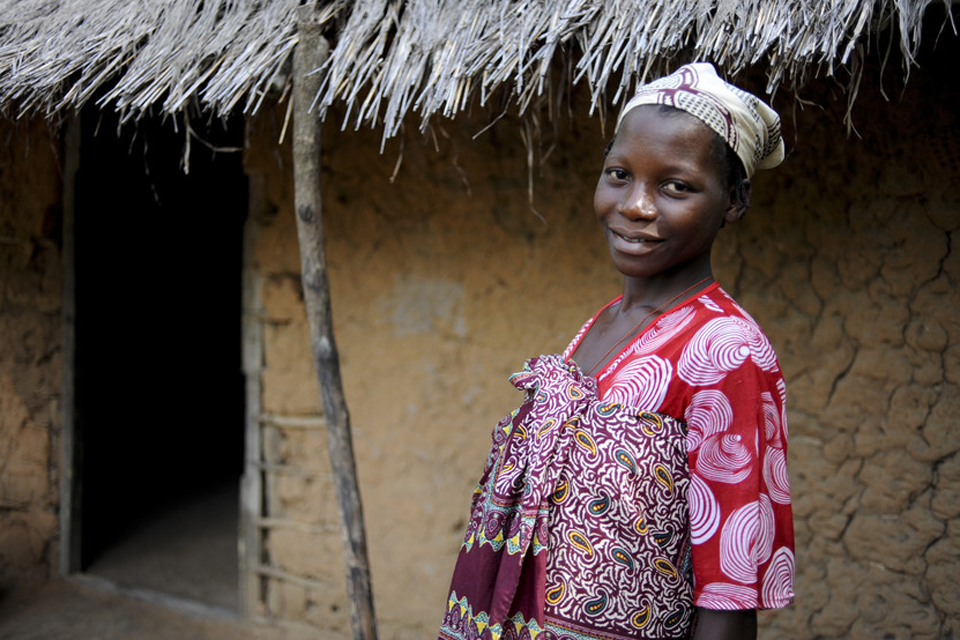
[{"x1": 594, "y1": 106, "x2": 744, "y2": 283}]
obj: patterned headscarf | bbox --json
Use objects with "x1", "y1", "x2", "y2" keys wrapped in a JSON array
[{"x1": 617, "y1": 62, "x2": 785, "y2": 177}]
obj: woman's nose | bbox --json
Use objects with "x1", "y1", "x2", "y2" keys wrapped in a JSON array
[{"x1": 619, "y1": 185, "x2": 657, "y2": 220}]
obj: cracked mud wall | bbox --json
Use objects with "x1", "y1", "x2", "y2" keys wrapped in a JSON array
[
  {"x1": 244, "y1": 41, "x2": 960, "y2": 640},
  {"x1": 742, "y1": 53, "x2": 960, "y2": 638},
  {"x1": 0, "y1": 117, "x2": 62, "y2": 590}
]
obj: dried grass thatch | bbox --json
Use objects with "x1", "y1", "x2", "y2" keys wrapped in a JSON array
[
  {"x1": 0, "y1": 0, "x2": 953, "y2": 132},
  {"x1": 0, "y1": 0, "x2": 343, "y2": 119}
]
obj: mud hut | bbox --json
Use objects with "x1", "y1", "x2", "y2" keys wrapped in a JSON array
[{"x1": 0, "y1": 0, "x2": 958, "y2": 638}]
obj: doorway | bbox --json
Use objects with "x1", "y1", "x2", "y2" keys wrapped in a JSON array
[{"x1": 71, "y1": 108, "x2": 247, "y2": 611}]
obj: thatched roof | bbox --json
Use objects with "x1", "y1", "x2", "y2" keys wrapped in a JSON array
[{"x1": 0, "y1": 0, "x2": 953, "y2": 134}]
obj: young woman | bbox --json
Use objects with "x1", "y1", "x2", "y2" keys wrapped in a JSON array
[{"x1": 439, "y1": 63, "x2": 794, "y2": 640}]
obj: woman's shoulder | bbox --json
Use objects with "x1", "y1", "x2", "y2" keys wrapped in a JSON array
[
  {"x1": 596, "y1": 285, "x2": 782, "y2": 408},
  {"x1": 682, "y1": 285, "x2": 771, "y2": 338},
  {"x1": 672, "y1": 286, "x2": 782, "y2": 381},
  {"x1": 637, "y1": 284, "x2": 779, "y2": 365},
  {"x1": 645, "y1": 284, "x2": 747, "y2": 331},
  {"x1": 706, "y1": 287, "x2": 776, "y2": 344}
]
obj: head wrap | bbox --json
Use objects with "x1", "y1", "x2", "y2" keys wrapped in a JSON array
[{"x1": 617, "y1": 62, "x2": 785, "y2": 177}]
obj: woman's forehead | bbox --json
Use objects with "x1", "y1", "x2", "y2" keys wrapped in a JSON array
[{"x1": 611, "y1": 106, "x2": 719, "y2": 157}]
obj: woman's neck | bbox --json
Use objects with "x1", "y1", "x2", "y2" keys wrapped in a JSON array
[{"x1": 619, "y1": 267, "x2": 716, "y2": 314}]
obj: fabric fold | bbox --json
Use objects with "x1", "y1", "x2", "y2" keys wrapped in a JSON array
[{"x1": 439, "y1": 354, "x2": 692, "y2": 640}]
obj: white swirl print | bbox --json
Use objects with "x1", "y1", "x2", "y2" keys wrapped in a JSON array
[
  {"x1": 696, "y1": 433, "x2": 754, "y2": 484},
  {"x1": 777, "y1": 377, "x2": 789, "y2": 441},
  {"x1": 685, "y1": 389, "x2": 733, "y2": 452},
  {"x1": 632, "y1": 306, "x2": 697, "y2": 356},
  {"x1": 697, "y1": 582, "x2": 759, "y2": 609},
  {"x1": 719, "y1": 498, "x2": 775, "y2": 584},
  {"x1": 699, "y1": 295, "x2": 724, "y2": 313},
  {"x1": 597, "y1": 308, "x2": 691, "y2": 382},
  {"x1": 678, "y1": 317, "x2": 779, "y2": 386},
  {"x1": 747, "y1": 329, "x2": 778, "y2": 372},
  {"x1": 755, "y1": 494, "x2": 775, "y2": 566},
  {"x1": 763, "y1": 447, "x2": 791, "y2": 505},
  {"x1": 688, "y1": 474, "x2": 720, "y2": 545},
  {"x1": 761, "y1": 547, "x2": 796, "y2": 606},
  {"x1": 761, "y1": 391, "x2": 782, "y2": 448},
  {"x1": 604, "y1": 356, "x2": 672, "y2": 410}
]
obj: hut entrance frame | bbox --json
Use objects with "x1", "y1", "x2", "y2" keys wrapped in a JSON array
[
  {"x1": 60, "y1": 107, "x2": 249, "y2": 612},
  {"x1": 56, "y1": 93, "x2": 372, "y2": 627}
]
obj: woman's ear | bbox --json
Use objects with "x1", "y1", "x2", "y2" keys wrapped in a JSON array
[{"x1": 724, "y1": 179, "x2": 752, "y2": 225}]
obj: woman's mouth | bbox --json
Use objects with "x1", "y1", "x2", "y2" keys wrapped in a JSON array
[{"x1": 613, "y1": 230, "x2": 662, "y2": 244}]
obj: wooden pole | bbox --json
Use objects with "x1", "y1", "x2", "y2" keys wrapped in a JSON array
[{"x1": 293, "y1": 8, "x2": 378, "y2": 640}]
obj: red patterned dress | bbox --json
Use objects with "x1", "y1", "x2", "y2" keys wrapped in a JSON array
[{"x1": 439, "y1": 283, "x2": 794, "y2": 640}]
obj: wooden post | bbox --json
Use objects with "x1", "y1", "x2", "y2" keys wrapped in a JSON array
[{"x1": 293, "y1": 7, "x2": 378, "y2": 640}]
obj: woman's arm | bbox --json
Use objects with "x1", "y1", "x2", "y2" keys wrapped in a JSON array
[{"x1": 691, "y1": 608, "x2": 757, "y2": 640}]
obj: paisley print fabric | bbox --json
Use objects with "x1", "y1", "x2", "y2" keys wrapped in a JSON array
[
  {"x1": 544, "y1": 398, "x2": 692, "y2": 638},
  {"x1": 439, "y1": 355, "x2": 693, "y2": 640},
  {"x1": 564, "y1": 282, "x2": 795, "y2": 611}
]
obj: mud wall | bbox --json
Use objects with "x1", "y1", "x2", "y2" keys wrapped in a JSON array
[
  {"x1": 242, "y1": 35, "x2": 959, "y2": 639},
  {"x1": 724, "y1": 53, "x2": 960, "y2": 638},
  {"x1": 0, "y1": 117, "x2": 62, "y2": 590}
]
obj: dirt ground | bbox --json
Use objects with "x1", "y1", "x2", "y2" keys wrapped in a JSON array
[{"x1": 0, "y1": 579, "x2": 319, "y2": 640}]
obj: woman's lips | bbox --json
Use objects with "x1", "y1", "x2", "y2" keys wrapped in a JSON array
[{"x1": 612, "y1": 229, "x2": 663, "y2": 245}]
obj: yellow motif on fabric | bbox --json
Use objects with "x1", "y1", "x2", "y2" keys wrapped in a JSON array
[
  {"x1": 545, "y1": 581, "x2": 566, "y2": 605},
  {"x1": 614, "y1": 449, "x2": 637, "y2": 476},
  {"x1": 654, "y1": 558, "x2": 678, "y2": 579},
  {"x1": 446, "y1": 592, "x2": 546, "y2": 640},
  {"x1": 531, "y1": 525, "x2": 549, "y2": 555},
  {"x1": 552, "y1": 480, "x2": 569, "y2": 503},
  {"x1": 638, "y1": 410, "x2": 663, "y2": 434},
  {"x1": 596, "y1": 401, "x2": 621, "y2": 415},
  {"x1": 588, "y1": 494, "x2": 611, "y2": 515},
  {"x1": 574, "y1": 430, "x2": 597, "y2": 456},
  {"x1": 506, "y1": 611, "x2": 545, "y2": 639},
  {"x1": 568, "y1": 530, "x2": 594, "y2": 557},
  {"x1": 631, "y1": 606, "x2": 651, "y2": 629},
  {"x1": 461, "y1": 502, "x2": 550, "y2": 555},
  {"x1": 634, "y1": 515, "x2": 648, "y2": 534},
  {"x1": 653, "y1": 530, "x2": 674, "y2": 548},
  {"x1": 611, "y1": 547, "x2": 634, "y2": 570},
  {"x1": 507, "y1": 532, "x2": 523, "y2": 554},
  {"x1": 537, "y1": 418, "x2": 557, "y2": 437},
  {"x1": 655, "y1": 464, "x2": 674, "y2": 491}
]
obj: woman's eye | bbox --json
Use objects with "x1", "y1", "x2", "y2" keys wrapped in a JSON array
[
  {"x1": 663, "y1": 181, "x2": 690, "y2": 195},
  {"x1": 606, "y1": 169, "x2": 629, "y2": 181}
]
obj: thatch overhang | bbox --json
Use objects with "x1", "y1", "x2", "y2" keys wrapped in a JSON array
[{"x1": 0, "y1": 0, "x2": 954, "y2": 132}]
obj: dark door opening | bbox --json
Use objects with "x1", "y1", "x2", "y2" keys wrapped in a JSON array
[{"x1": 73, "y1": 107, "x2": 247, "y2": 611}]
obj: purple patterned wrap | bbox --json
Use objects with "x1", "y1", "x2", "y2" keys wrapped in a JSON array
[{"x1": 440, "y1": 354, "x2": 694, "y2": 640}]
